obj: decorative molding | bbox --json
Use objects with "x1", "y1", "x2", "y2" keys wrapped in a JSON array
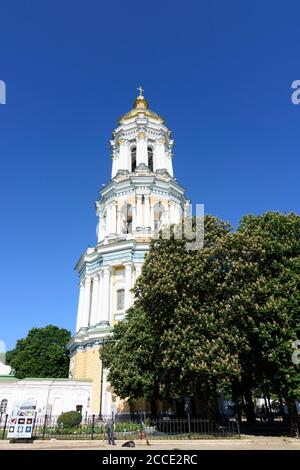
[{"x1": 137, "y1": 131, "x2": 145, "y2": 139}]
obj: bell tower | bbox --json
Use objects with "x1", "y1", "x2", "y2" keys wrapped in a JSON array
[{"x1": 68, "y1": 89, "x2": 187, "y2": 415}]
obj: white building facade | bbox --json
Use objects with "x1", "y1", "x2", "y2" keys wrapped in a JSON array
[
  {"x1": 67, "y1": 90, "x2": 187, "y2": 415},
  {"x1": 0, "y1": 365, "x2": 92, "y2": 418}
]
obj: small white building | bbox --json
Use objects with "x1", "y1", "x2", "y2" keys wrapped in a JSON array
[{"x1": 0, "y1": 363, "x2": 92, "y2": 418}]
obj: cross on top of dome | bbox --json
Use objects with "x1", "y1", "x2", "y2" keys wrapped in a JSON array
[
  {"x1": 137, "y1": 85, "x2": 144, "y2": 96},
  {"x1": 134, "y1": 85, "x2": 148, "y2": 110}
]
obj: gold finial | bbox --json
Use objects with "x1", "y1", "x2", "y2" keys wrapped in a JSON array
[
  {"x1": 133, "y1": 85, "x2": 148, "y2": 110},
  {"x1": 137, "y1": 85, "x2": 144, "y2": 97}
]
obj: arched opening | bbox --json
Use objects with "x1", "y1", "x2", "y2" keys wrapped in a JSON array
[
  {"x1": 153, "y1": 203, "x2": 164, "y2": 231},
  {"x1": 117, "y1": 288, "x2": 125, "y2": 311},
  {"x1": 121, "y1": 203, "x2": 133, "y2": 234},
  {"x1": 148, "y1": 146, "x2": 153, "y2": 171},
  {"x1": 131, "y1": 147, "x2": 137, "y2": 172}
]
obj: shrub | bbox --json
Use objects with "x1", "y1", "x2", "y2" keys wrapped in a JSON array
[
  {"x1": 115, "y1": 422, "x2": 141, "y2": 432},
  {"x1": 81, "y1": 425, "x2": 104, "y2": 434},
  {"x1": 57, "y1": 411, "x2": 82, "y2": 428}
]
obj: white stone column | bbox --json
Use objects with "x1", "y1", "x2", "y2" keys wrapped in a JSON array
[
  {"x1": 174, "y1": 203, "x2": 182, "y2": 224},
  {"x1": 107, "y1": 202, "x2": 117, "y2": 236},
  {"x1": 170, "y1": 154, "x2": 174, "y2": 177},
  {"x1": 76, "y1": 280, "x2": 85, "y2": 332},
  {"x1": 98, "y1": 210, "x2": 107, "y2": 241},
  {"x1": 95, "y1": 271, "x2": 103, "y2": 324},
  {"x1": 156, "y1": 139, "x2": 165, "y2": 169},
  {"x1": 136, "y1": 195, "x2": 143, "y2": 230},
  {"x1": 82, "y1": 277, "x2": 91, "y2": 328},
  {"x1": 101, "y1": 267, "x2": 111, "y2": 325},
  {"x1": 153, "y1": 142, "x2": 159, "y2": 172},
  {"x1": 124, "y1": 264, "x2": 132, "y2": 310},
  {"x1": 135, "y1": 264, "x2": 142, "y2": 279},
  {"x1": 136, "y1": 132, "x2": 147, "y2": 166},
  {"x1": 169, "y1": 201, "x2": 176, "y2": 224},
  {"x1": 106, "y1": 205, "x2": 112, "y2": 235},
  {"x1": 97, "y1": 270, "x2": 104, "y2": 324},
  {"x1": 116, "y1": 206, "x2": 122, "y2": 236},
  {"x1": 111, "y1": 155, "x2": 118, "y2": 178},
  {"x1": 132, "y1": 205, "x2": 137, "y2": 232},
  {"x1": 150, "y1": 204, "x2": 155, "y2": 231},
  {"x1": 144, "y1": 195, "x2": 150, "y2": 229},
  {"x1": 97, "y1": 217, "x2": 101, "y2": 243},
  {"x1": 166, "y1": 202, "x2": 171, "y2": 225},
  {"x1": 118, "y1": 140, "x2": 129, "y2": 170},
  {"x1": 101, "y1": 369, "x2": 111, "y2": 415},
  {"x1": 89, "y1": 275, "x2": 99, "y2": 326},
  {"x1": 112, "y1": 202, "x2": 117, "y2": 234},
  {"x1": 166, "y1": 153, "x2": 174, "y2": 177}
]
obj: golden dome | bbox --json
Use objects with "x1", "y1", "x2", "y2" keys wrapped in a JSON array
[
  {"x1": 133, "y1": 93, "x2": 149, "y2": 110},
  {"x1": 119, "y1": 87, "x2": 163, "y2": 123}
]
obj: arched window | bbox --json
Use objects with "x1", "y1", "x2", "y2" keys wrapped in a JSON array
[
  {"x1": 0, "y1": 399, "x2": 8, "y2": 414},
  {"x1": 148, "y1": 146, "x2": 153, "y2": 172},
  {"x1": 76, "y1": 405, "x2": 83, "y2": 414},
  {"x1": 121, "y1": 204, "x2": 133, "y2": 234},
  {"x1": 131, "y1": 147, "x2": 137, "y2": 172},
  {"x1": 126, "y1": 204, "x2": 133, "y2": 233},
  {"x1": 117, "y1": 289, "x2": 125, "y2": 310}
]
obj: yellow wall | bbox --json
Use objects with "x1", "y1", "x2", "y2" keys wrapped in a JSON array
[{"x1": 71, "y1": 346, "x2": 102, "y2": 414}]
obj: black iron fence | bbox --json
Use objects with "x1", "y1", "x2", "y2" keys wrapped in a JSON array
[{"x1": 0, "y1": 413, "x2": 239, "y2": 440}]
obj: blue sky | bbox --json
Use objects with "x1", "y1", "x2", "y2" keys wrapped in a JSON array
[{"x1": 0, "y1": 0, "x2": 299, "y2": 350}]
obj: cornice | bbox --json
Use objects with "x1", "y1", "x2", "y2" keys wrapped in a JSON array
[
  {"x1": 96, "y1": 174, "x2": 186, "y2": 207},
  {"x1": 67, "y1": 326, "x2": 113, "y2": 353},
  {"x1": 75, "y1": 239, "x2": 150, "y2": 273}
]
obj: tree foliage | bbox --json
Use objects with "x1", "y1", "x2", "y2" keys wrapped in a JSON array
[
  {"x1": 102, "y1": 216, "x2": 241, "y2": 413},
  {"x1": 102, "y1": 212, "x2": 300, "y2": 432},
  {"x1": 7, "y1": 325, "x2": 71, "y2": 378},
  {"x1": 236, "y1": 212, "x2": 300, "y2": 430}
]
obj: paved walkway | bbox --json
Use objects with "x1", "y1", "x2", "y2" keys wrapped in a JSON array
[{"x1": 0, "y1": 436, "x2": 300, "y2": 450}]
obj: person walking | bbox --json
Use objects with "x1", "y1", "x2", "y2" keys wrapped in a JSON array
[{"x1": 106, "y1": 418, "x2": 116, "y2": 445}]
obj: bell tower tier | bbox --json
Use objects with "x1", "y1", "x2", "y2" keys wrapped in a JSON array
[{"x1": 67, "y1": 90, "x2": 188, "y2": 415}]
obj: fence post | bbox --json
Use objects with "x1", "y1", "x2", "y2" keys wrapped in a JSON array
[
  {"x1": 235, "y1": 414, "x2": 240, "y2": 438},
  {"x1": 2, "y1": 414, "x2": 8, "y2": 440},
  {"x1": 42, "y1": 414, "x2": 48, "y2": 440},
  {"x1": 187, "y1": 414, "x2": 191, "y2": 439},
  {"x1": 91, "y1": 414, "x2": 95, "y2": 440}
]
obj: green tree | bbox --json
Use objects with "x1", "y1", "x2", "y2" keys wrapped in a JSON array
[
  {"x1": 237, "y1": 212, "x2": 300, "y2": 434},
  {"x1": 7, "y1": 325, "x2": 71, "y2": 378},
  {"x1": 101, "y1": 305, "x2": 160, "y2": 414},
  {"x1": 102, "y1": 211, "x2": 300, "y2": 433},
  {"x1": 102, "y1": 216, "x2": 242, "y2": 416}
]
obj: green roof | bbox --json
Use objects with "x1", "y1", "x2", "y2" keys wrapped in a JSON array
[
  {"x1": 0, "y1": 375, "x2": 19, "y2": 382},
  {"x1": 21, "y1": 377, "x2": 92, "y2": 382},
  {"x1": 0, "y1": 376, "x2": 92, "y2": 382}
]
